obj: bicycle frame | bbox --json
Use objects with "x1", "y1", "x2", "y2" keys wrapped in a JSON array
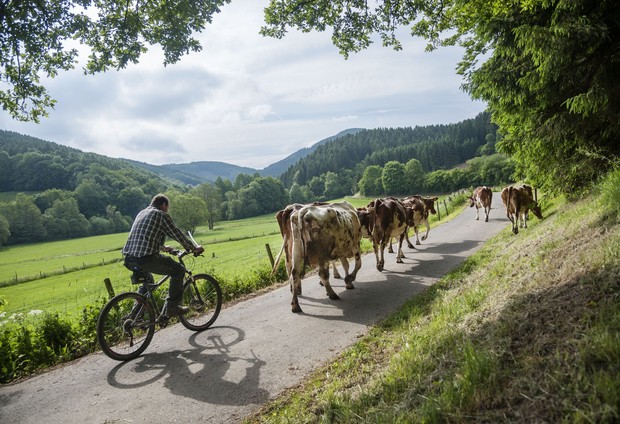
[{"x1": 130, "y1": 250, "x2": 195, "y2": 326}]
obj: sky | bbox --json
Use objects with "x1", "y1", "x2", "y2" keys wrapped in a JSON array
[{"x1": 0, "y1": 1, "x2": 486, "y2": 170}]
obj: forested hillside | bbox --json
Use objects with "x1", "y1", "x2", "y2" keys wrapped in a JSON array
[
  {"x1": 280, "y1": 112, "x2": 496, "y2": 187},
  {"x1": 0, "y1": 130, "x2": 179, "y2": 193}
]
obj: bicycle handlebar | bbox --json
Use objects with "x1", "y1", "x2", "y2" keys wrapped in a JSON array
[{"x1": 166, "y1": 248, "x2": 203, "y2": 258}]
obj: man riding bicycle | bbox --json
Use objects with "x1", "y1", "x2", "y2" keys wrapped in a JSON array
[{"x1": 122, "y1": 194, "x2": 204, "y2": 317}]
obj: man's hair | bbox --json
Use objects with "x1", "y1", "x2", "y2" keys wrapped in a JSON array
[{"x1": 150, "y1": 194, "x2": 170, "y2": 209}]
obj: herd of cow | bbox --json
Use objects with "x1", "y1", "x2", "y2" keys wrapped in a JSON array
[{"x1": 273, "y1": 185, "x2": 542, "y2": 313}]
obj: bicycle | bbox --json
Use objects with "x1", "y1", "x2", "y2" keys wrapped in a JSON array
[{"x1": 96, "y1": 248, "x2": 223, "y2": 361}]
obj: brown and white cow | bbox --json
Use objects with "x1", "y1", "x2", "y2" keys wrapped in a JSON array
[
  {"x1": 501, "y1": 185, "x2": 543, "y2": 234},
  {"x1": 469, "y1": 186, "x2": 493, "y2": 222},
  {"x1": 367, "y1": 197, "x2": 412, "y2": 271},
  {"x1": 402, "y1": 195, "x2": 438, "y2": 245},
  {"x1": 274, "y1": 201, "x2": 363, "y2": 313},
  {"x1": 273, "y1": 202, "x2": 345, "y2": 280},
  {"x1": 387, "y1": 195, "x2": 437, "y2": 251}
]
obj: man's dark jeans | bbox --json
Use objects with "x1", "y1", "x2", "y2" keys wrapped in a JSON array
[{"x1": 124, "y1": 254, "x2": 185, "y2": 306}]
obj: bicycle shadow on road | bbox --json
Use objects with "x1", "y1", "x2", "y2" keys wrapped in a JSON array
[{"x1": 105, "y1": 325, "x2": 270, "y2": 406}]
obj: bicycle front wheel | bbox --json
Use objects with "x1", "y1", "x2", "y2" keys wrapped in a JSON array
[
  {"x1": 96, "y1": 292, "x2": 156, "y2": 361},
  {"x1": 179, "y1": 273, "x2": 222, "y2": 331}
]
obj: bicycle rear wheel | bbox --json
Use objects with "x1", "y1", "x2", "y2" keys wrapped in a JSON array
[
  {"x1": 179, "y1": 273, "x2": 222, "y2": 331},
  {"x1": 96, "y1": 292, "x2": 156, "y2": 361}
]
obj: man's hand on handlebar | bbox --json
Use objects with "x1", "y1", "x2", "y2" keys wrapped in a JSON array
[{"x1": 192, "y1": 245, "x2": 205, "y2": 256}]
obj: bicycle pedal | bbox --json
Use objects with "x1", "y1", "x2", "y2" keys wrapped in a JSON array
[{"x1": 158, "y1": 315, "x2": 170, "y2": 327}]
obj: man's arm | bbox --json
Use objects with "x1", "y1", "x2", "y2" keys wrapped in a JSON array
[{"x1": 160, "y1": 213, "x2": 200, "y2": 252}]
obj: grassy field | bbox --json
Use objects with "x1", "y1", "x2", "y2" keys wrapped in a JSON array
[
  {"x1": 244, "y1": 182, "x2": 620, "y2": 422},
  {"x1": 0, "y1": 216, "x2": 284, "y2": 317}
]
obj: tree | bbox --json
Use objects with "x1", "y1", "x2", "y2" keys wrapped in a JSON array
[
  {"x1": 404, "y1": 158, "x2": 425, "y2": 194},
  {"x1": 75, "y1": 179, "x2": 109, "y2": 218},
  {"x1": 306, "y1": 176, "x2": 325, "y2": 201},
  {"x1": 0, "y1": 214, "x2": 10, "y2": 246},
  {"x1": 1, "y1": 0, "x2": 230, "y2": 122},
  {"x1": 191, "y1": 183, "x2": 223, "y2": 230},
  {"x1": 323, "y1": 171, "x2": 347, "y2": 200},
  {"x1": 0, "y1": 151, "x2": 11, "y2": 191},
  {"x1": 168, "y1": 194, "x2": 208, "y2": 234},
  {"x1": 42, "y1": 198, "x2": 90, "y2": 240},
  {"x1": 0, "y1": 194, "x2": 46, "y2": 244},
  {"x1": 116, "y1": 187, "x2": 150, "y2": 218},
  {"x1": 261, "y1": 0, "x2": 620, "y2": 195},
  {"x1": 214, "y1": 177, "x2": 233, "y2": 198},
  {"x1": 288, "y1": 183, "x2": 306, "y2": 204},
  {"x1": 382, "y1": 161, "x2": 407, "y2": 195},
  {"x1": 357, "y1": 165, "x2": 383, "y2": 196}
]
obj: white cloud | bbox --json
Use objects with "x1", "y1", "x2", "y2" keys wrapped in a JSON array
[{"x1": 0, "y1": 0, "x2": 486, "y2": 169}]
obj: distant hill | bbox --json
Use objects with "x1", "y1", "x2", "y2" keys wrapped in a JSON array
[
  {"x1": 124, "y1": 159, "x2": 257, "y2": 185},
  {"x1": 132, "y1": 128, "x2": 365, "y2": 183},
  {"x1": 259, "y1": 128, "x2": 364, "y2": 177}
]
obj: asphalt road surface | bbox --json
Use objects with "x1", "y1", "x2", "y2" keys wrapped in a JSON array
[{"x1": 0, "y1": 195, "x2": 509, "y2": 424}]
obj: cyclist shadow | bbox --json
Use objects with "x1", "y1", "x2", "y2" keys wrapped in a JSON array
[{"x1": 106, "y1": 325, "x2": 269, "y2": 406}]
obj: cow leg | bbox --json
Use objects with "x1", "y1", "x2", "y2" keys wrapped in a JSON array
[
  {"x1": 388, "y1": 237, "x2": 394, "y2": 253},
  {"x1": 373, "y1": 240, "x2": 384, "y2": 271},
  {"x1": 291, "y1": 275, "x2": 302, "y2": 313},
  {"x1": 413, "y1": 225, "x2": 421, "y2": 245},
  {"x1": 405, "y1": 230, "x2": 415, "y2": 248},
  {"x1": 344, "y1": 252, "x2": 361, "y2": 290},
  {"x1": 318, "y1": 265, "x2": 339, "y2": 300},
  {"x1": 377, "y1": 242, "x2": 386, "y2": 272},
  {"x1": 421, "y1": 220, "x2": 430, "y2": 242},
  {"x1": 507, "y1": 209, "x2": 518, "y2": 234},
  {"x1": 396, "y1": 233, "x2": 405, "y2": 263},
  {"x1": 331, "y1": 260, "x2": 341, "y2": 280},
  {"x1": 484, "y1": 206, "x2": 490, "y2": 222},
  {"x1": 513, "y1": 213, "x2": 519, "y2": 234},
  {"x1": 476, "y1": 205, "x2": 480, "y2": 220},
  {"x1": 341, "y1": 258, "x2": 350, "y2": 277}
]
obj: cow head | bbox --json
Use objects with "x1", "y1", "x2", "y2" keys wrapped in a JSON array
[
  {"x1": 530, "y1": 203, "x2": 543, "y2": 220},
  {"x1": 425, "y1": 196, "x2": 438, "y2": 214},
  {"x1": 356, "y1": 207, "x2": 372, "y2": 238}
]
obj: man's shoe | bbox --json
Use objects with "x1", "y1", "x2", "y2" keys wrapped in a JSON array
[{"x1": 166, "y1": 304, "x2": 190, "y2": 317}]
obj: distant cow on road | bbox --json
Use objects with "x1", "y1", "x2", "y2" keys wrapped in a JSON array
[
  {"x1": 469, "y1": 186, "x2": 493, "y2": 222},
  {"x1": 501, "y1": 185, "x2": 543, "y2": 234},
  {"x1": 274, "y1": 201, "x2": 363, "y2": 313}
]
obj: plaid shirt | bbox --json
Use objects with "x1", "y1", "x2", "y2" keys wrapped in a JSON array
[{"x1": 122, "y1": 206, "x2": 194, "y2": 257}]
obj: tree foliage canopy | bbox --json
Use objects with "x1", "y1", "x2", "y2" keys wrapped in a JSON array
[{"x1": 0, "y1": 0, "x2": 230, "y2": 121}]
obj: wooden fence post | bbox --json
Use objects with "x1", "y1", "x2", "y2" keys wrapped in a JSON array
[
  {"x1": 104, "y1": 278, "x2": 115, "y2": 299},
  {"x1": 265, "y1": 243, "x2": 274, "y2": 268},
  {"x1": 443, "y1": 199, "x2": 449, "y2": 217}
]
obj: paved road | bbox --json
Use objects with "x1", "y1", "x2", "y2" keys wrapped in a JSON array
[{"x1": 0, "y1": 196, "x2": 508, "y2": 424}]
